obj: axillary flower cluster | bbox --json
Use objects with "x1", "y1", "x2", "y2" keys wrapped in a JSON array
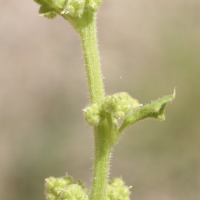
[
  {"x1": 34, "y1": 0, "x2": 102, "y2": 18},
  {"x1": 45, "y1": 176, "x2": 131, "y2": 200},
  {"x1": 83, "y1": 93, "x2": 141, "y2": 126},
  {"x1": 33, "y1": 0, "x2": 175, "y2": 200}
]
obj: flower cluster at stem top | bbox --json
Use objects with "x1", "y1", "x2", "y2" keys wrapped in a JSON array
[{"x1": 34, "y1": 0, "x2": 102, "y2": 19}]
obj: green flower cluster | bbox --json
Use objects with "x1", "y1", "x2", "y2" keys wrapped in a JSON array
[
  {"x1": 107, "y1": 178, "x2": 131, "y2": 200},
  {"x1": 103, "y1": 92, "x2": 141, "y2": 119},
  {"x1": 83, "y1": 92, "x2": 141, "y2": 125},
  {"x1": 45, "y1": 176, "x2": 89, "y2": 200},
  {"x1": 61, "y1": 0, "x2": 86, "y2": 17},
  {"x1": 83, "y1": 103, "x2": 104, "y2": 125},
  {"x1": 34, "y1": 0, "x2": 102, "y2": 19},
  {"x1": 45, "y1": 176, "x2": 131, "y2": 200}
]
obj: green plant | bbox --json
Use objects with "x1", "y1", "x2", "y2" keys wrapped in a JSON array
[{"x1": 33, "y1": 0, "x2": 175, "y2": 199}]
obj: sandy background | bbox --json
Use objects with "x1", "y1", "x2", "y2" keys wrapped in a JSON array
[{"x1": 0, "y1": 0, "x2": 200, "y2": 199}]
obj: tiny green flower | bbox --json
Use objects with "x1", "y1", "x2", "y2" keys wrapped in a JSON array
[{"x1": 103, "y1": 92, "x2": 141, "y2": 119}]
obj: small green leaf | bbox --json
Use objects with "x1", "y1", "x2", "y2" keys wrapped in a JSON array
[
  {"x1": 34, "y1": 0, "x2": 44, "y2": 5},
  {"x1": 38, "y1": 3, "x2": 57, "y2": 19},
  {"x1": 39, "y1": 5, "x2": 55, "y2": 14},
  {"x1": 117, "y1": 89, "x2": 176, "y2": 135},
  {"x1": 34, "y1": 0, "x2": 66, "y2": 19}
]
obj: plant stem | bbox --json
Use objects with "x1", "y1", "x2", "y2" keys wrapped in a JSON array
[
  {"x1": 91, "y1": 123, "x2": 112, "y2": 200},
  {"x1": 79, "y1": 10, "x2": 111, "y2": 200},
  {"x1": 79, "y1": 11, "x2": 104, "y2": 104}
]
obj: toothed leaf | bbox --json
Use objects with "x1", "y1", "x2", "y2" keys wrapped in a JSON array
[{"x1": 118, "y1": 90, "x2": 176, "y2": 133}]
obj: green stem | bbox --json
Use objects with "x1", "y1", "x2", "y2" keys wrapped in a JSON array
[
  {"x1": 91, "y1": 123, "x2": 112, "y2": 200},
  {"x1": 79, "y1": 11, "x2": 104, "y2": 104},
  {"x1": 78, "y1": 10, "x2": 111, "y2": 200}
]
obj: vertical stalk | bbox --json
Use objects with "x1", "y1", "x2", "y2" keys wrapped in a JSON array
[
  {"x1": 79, "y1": 10, "x2": 111, "y2": 200},
  {"x1": 91, "y1": 123, "x2": 112, "y2": 200},
  {"x1": 79, "y1": 11, "x2": 104, "y2": 104}
]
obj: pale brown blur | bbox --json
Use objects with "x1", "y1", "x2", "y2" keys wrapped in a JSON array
[{"x1": 0, "y1": 1, "x2": 200, "y2": 200}]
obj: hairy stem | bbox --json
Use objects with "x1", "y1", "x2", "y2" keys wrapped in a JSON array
[
  {"x1": 79, "y1": 11, "x2": 104, "y2": 104},
  {"x1": 79, "y1": 10, "x2": 111, "y2": 200},
  {"x1": 91, "y1": 123, "x2": 112, "y2": 200}
]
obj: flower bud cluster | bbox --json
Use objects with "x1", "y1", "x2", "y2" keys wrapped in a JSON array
[
  {"x1": 35, "y1": 0, "x2": 103, "y2": 19},
  {"x1": 83, "y1": 103, "x2": 104, "y2": 125},
  {"x1": 45, "y1": 176, "x2": 89, "y2": 200},
  {"x1": 83, "y1": 92, "x2": 141, "y2": 125},
  {"x1": 107, "y1": 178, "x2": 131, "y2": 200},
  {"x1": 86, "y1": 0, "x2": 102, "y2": 12},
  {"x1": 62, "y1": 0, "x2": 102, "y2": 16},
  {"x1": 103, "y1": 92, "x2": 141, "y2": 119},
  {"x1": 62, "y1": 0, "x2": 86, "y2": 17}
]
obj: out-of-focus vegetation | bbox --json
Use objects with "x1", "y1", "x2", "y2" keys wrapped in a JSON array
[{"x1": 0, "y1": 1, "x2": 199, "y2": 200}]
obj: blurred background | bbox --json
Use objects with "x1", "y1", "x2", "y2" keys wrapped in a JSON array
[{"x1": 0, "y1": 0, "x2": 200, "y2": 200}]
